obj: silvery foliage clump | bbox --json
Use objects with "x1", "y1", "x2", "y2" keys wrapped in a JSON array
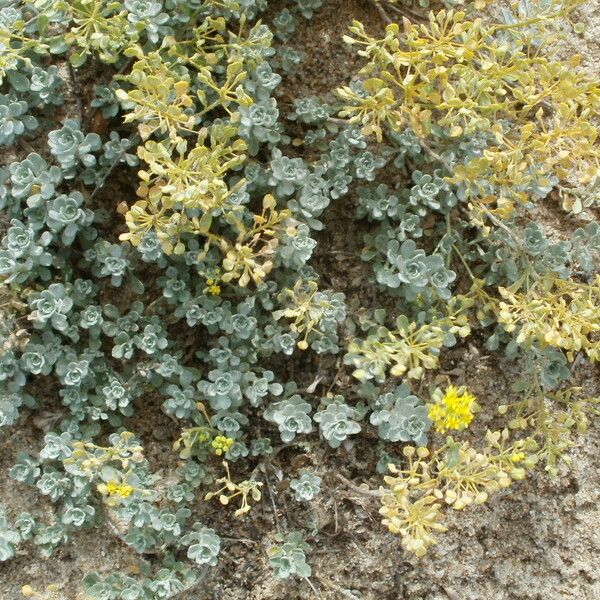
[
  {"x1": 0, "y1": 218, "x2": 53, "y2": 283},
  {"x1": 372, "y1": 238, "x2": 457, "y2": 301},
  {"x1": 274, "y1": 46, "x2": 304, "y2": 75},
  {"x1": 369, "y1": 384, "x2": 431, "y2": 446},
  {"x1": 264, "y1": 393, "x2": 313, "y2": 442},
  {"x1": 27, "y1": 65, "x2": 64, "y2": 107},
  {"x1": 268, "y1": 532, "x2": 312, "y2": 579},
  {"x1": 288, "y1": 97, "x2": 331, "y2": 125},
  {"x1": 180, "y1": 524, "x2": 221, "y2": 566},
  {"x1": 0, "y1": 508, "x2": 21, "y2": 561},
  {"x1": 47, "y1": 192, "x2": 94, "y2": 244},
  {"x1": 534, "y1": 347, "x2": 571, "y2": 390},
  {"x1": 244, "y1": 62, "x2": 282, "y2": 100},
  {"x1": 0, "y1": 0, "x2": 597, "y2": 596},
  {"x1": 239, "y1": 98, "x2": 283, "y2": 155},
  {"x1": 279, "y1": 222, "x2": 318, "y2": 267},
  {"x1": 48, "y1": 119, "x2": 102, "y2": 178},
  {"x1": 0, "y1": 93, "x2": 38, "y2": 146},
  {"x1": 82, "y1": 131, "x2": 139, "y2": 186},
  {"x1": 295, "y1": 0, "x2": 323, "y2": 19},
  {"x1": 273, "y1": 8, "x2": 297, "y2": 41},
  {"x1": 290, "y1": 470, "x2": 321, "y2": 502},
  {"x1": 91, "y1": 83, "x2": 121, "y2": 118},
  {"x1": 7, "y1": 152, "x2": 63, "y2": 210},
  {"x1": 314, "y1": 396, "x2": 361, "y2": 448},
  {"x1": 82, "y1": 563, "x2": 198, "y2": 600},
  {"x1": 124, "y1": 0, "x2": 170, "y2": 43},
  {"x1": 0, "y1": 0, "x2": 360, "y2": 577},
  {"x1": 482, "y1": 219, "x2": 599, "y2": 287},
  {"x1": 269, "y1": 148, "x2": 309, "y2": 197}
]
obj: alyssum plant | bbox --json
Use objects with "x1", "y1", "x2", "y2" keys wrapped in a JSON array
[{"x1": 0, "y1": 0, "x2": 598, "y2": 597}]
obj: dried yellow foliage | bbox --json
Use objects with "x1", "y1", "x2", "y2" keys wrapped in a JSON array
[
  {"x1": 381, "y1": 431, "x2": 536, "y2": 556},
  {"x1": 337, "y1": 5, "x2": 600, "y2": 214},
  {"x1": 497, "y1": 276, "x2": 600, "y2": 361}
]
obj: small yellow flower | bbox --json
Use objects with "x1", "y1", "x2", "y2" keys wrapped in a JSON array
[
  {"x1": 207, "y1": 284, "x2": 221, "y2": 295},
  {"x1": 104, "y1": 480, "x2": 134, "y2": 498},
  {"x1": 510, "y1": 452, "x2": 526, "y2": 463},
  {"x1": 211, "y1": 435, "x2": 234, "y2": 456},
  {"x1": 428, "y1": 385, "x2": 476, "y2": 433}
]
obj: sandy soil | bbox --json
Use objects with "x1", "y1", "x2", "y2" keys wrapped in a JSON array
[{"x1": 1, "y1": 1, "x2": 599, "y2": 599}]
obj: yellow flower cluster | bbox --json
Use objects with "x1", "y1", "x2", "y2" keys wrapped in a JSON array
[
  {"x1": 510, "y1": 452, "x2": 526, "y2": 463},
  {"x1": 211, "y1": 436, "x2": 234, "y2": 456},
  {"x1": 105, "y1": 480, "x2": 134, "y2": 498},
  {"x1": 428, "y1": 386, "x2": 476, "y2": 433}
]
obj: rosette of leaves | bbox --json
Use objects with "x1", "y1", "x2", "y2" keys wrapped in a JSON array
[
  {"x1": 264, "y1": 394, "x2": 313, "y2": 442},
  {"x1": 55, "y1": 354, "x2": 93, "y2": 388},
  {"x1": 88, "y1": 241, "x2": 143, "y2": 292},
  {"x1": 290, "y1": 471, "x2": 321, "y2": 502},
  {"x1": 0, "y1": 5, "x2": 23, "y2": 31},
  {"x1": 370, "y1": 384, "x2": 431, "y2": 446},
  {"x1": 220, "y1": 301, "x2": 258, "y2": 340},
  {"x1": 268, "y1": 532, "x2": 311, "y2": 579},
  {"x1": 356, "y1": 183, "x2": 403, "y2": 221},
  {"x1": 274, "y1": 46, "x2": 304, "y2": 75},
  {"x1": 20, "y1": 338, "x2": 60, "y2": 377},
  {"x1": 0, "y1": 392, "x2": 25, "y2": 428},
  {"x1": 91, "y1": 83, "x2": 121, "y2": 118},
  {"x1": 279, "y1": 223, "x2": 317, "y2": 268},
  {"x1": 533, "y1": 347, "x2": 571, "y2": 391},
  {"x1": 198, "y1": 368, "x2": 243, "y2": 412},
  {"x1": 0, "y1": 93, "x2": 38, "y2": 148},
  {"x1": 268, "y1": 148, "x2": 309, "y2": 197},
  {"x1": 244, "y1": 62, "x2": 282, "y2": 101},
  {"x1": 243, "y1": 370, "x2": 283, "y2": 407},
  {"x1": 288, "y1": 97, "x2": 331, "y2": 125},
  {"x1": 286, "y1": 171, "x2": 331, "y2": 230},
  {"x1": 272, "y1": 8, "x2": 297, "y2": 41},
  {"x1": 407, "y1": 169, "x2": 457, "y2": 214},
  {"x1": 180, "y1": 523, "x2": 221, "y2": 567},
  {"x1": 28, "y1": 283, "x2": 73, "y2": 333},
  {"x1": 46, "y1": 192, "x2": 94, "y2": 245},
  {"x1": 375, "y1": 238, "x2": 456, "y2": 301},
  {"x1": 0, "y1": 218, "x2": 53, "y2": 283},
  {"x1": 353, "y1": 150, "x2": 387, "y2": 181},
  {"x1": 0, "y1": 508, "x2": 21, "y2": 561},
  {"x1": 48, "y1": 120, "x2": 102, "y2": 178},
  {"x1": 314, "y1": 396, "x2": 361, "y2": 448},
  {"x1": 239, "y1": 99, "x2": 282, "y2": 155},
  {"x1": 124, "y1": 0, "x2": 170, "y2": 44},
  {"x1": 8, "y1": 153, "x2": 63, "y2": 207},
  {"x1": 295, "y1": 0, "x2": 323, "y2": 19},
  {"x1": 96, "y1": 131, "x2": 139, "y2": 170},
  {"x1": 28, "y1": 65, "x2": 64, "y2": 107},
  {"x1": 134, "y1": 321, "x2": 169, "y2": 356}
]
